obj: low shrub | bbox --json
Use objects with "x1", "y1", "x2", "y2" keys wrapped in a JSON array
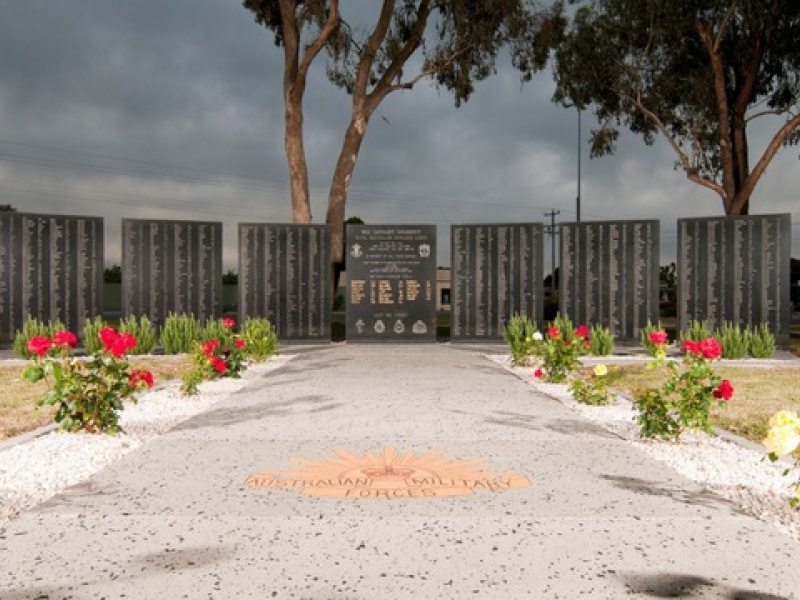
[
  {"x1": 242, "y1": 317, "x2": 278, "y2": 362},
  {"x1": 748, "y1": 324, "x2": 776, "y2": 359},
  {"x1": 82, "y1": 316, "x2": 107, "y2": 354},
  {"x1": 717, "y1": 321, "x2": 748, "y2": 359},
  {"x1": 118, "y1": 315, "x2": 157, "y2": 355},
  {"x1": 681, "y1": 320, "x2": 711, "y2": 343},
  {"x1": 539, "y1": 321, "x2": 589, "y2": 383},
  {"x1": 588, "y1": 324, "x2": 614, "y2": 356},
  {"x1": 503, "y1": 314, "x2": 541, "y2": 366},
  {"x1": 160, "y1": 313, "x2": 202, "y2": 354},
  {"x1": 13, "y1": 317, "x2": 65, "y2": 359}
]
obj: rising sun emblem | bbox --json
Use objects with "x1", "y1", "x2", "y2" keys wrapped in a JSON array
[{"x1": 245, "y1": 446, "x2": 530, "y2": 499}]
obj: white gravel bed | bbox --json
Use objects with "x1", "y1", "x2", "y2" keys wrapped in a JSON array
[
  {"x1": 489, "y1": 354, "x2": 800, "y2": 544},
  {"x1": 0, "y1": 355, "x2": 294, "y2": 527}
]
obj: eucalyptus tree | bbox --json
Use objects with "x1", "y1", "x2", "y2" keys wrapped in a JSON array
[
  {"x1": 243, "y1": 0, "x2": 563, "y2": 279},
  {"x1": 553, "y1": 0, "x2": 800, "y2": 215}
]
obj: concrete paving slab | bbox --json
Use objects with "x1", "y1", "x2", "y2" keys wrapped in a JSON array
[{"x1": 1, "y1": 344, "x2": 800, "y2": 599}]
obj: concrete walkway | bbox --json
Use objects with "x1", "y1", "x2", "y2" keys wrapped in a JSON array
[{"x1": 2, "y1": 344, "x2": 800, "y2": 599}]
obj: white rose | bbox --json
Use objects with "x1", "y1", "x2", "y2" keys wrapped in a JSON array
[
  {"x1": 532, "y1": 331, "x2": 543, "y2": 341},
  {"x1": 763, "y1": 425, "x2": 800, "y2": 457}
]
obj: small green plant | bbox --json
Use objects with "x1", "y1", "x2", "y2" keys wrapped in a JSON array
[
  {"x1": 588, "y1": 324, "x2": 614, "y2": 356},
  {"x1": 570, "y1": 364, "x2": 614, "y2": 405},
  {"x1": 681, "y1": 320, "x2": 711, "y2": 343},
  {"x1": 242, "y1": 317, "x2": 278, "y2": 362},
  {"x1": 550, "y1": 313, "x2": 576, "y2": 341},
  {"x1": 182, "y1": 318, "x2": 247, "y2": 395},
  {"x1": 13, "y1": 317, "x2": 65, "y2": 359},
  {"x1": 503, "y1": 314, "x2": 542, "y2": 366},
  {"x1": 160, "y1": 313, "x2": 202, "y2": 354},
  {"x1": 118, "y1": 315, "x2": 157, "y2": 355},
  {"x1": 748, "y1": 323, "x2": 776, "y2": 358},
  {"x1": 22, "y1": 327, "x2": 154, "y2": 433},
  {"x1": 539, "y1": 322, "x2": 588, "y2": 383},
  {"x1": 640, "y1": 320, "x2": 666, "y2": 357},
  {"x1": 633, "y1": 336, "x2": 734, "y2": 440},
  {"x1": 82, "y1": 316, "x2": 107, "y2": 354},
  {"x1": 201, "y1": 317, "x2": 233, "y2": 345},
  {"x1": 717, "y1": 321, "x2": 748, "y2": 359}
]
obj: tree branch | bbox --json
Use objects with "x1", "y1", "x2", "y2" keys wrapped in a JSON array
[
  {"x1": 732, "y1": 112, "x2": 800, "y2": 213},
  {"x1": 630, "y1": 92, "x2": 728, "y2": 202},
  {"x1": 713, "y1": 1, "x2": 737, "y2": 53},
  {"x1": 297, "y1": 0, "x2": 340, "y2": 83}
]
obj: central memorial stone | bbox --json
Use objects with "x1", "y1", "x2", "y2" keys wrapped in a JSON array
[{"x1": 346, "y1": 224, "x2": 436, "y2": 342}]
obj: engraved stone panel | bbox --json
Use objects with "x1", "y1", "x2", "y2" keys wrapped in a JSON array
[
  {"x1": 238, "y1": 223, "x2": 330, "y2": 340},
  {"x1": 451, "y1": 224, "x2": 544, "y2": 340},
  {"x1": 678, "y1": 214, "x2": 791, "y2": 347},
  {"x1": 346, "y1": 225, "x2": 436, "y2": 342},
  {"x1": 560, "y1": 220, "x2": 659, "y2": 341},
  {"x1": 122, "y1": 219, "x2": 222, "y2": 329},
  {"x1": 0, "y1": 212, "x2": 103, "y2": 345}
]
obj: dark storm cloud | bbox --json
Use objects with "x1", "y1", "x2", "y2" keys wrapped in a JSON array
[{"x1": 0, "y1": 0, "x2": 795, "y2": 266}]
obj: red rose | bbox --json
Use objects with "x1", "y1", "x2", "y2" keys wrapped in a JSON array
[
  {"x1": 713, "y1": 379, "x2": 734, "y2": 401},
  {"x1": 130, "y1": 369, "x2": 154, "y2": 389},
  {"x1": 27, "y1": 335, "x2": 52, "y2": 357},
  {"x1": 204, "y1": 340, "x2": 220, "y2": 356},
  {"x1": 110, "y1": 338, "x2": 128, "y2": 358},
  {"x1": 699, "y1": 338, "x2": 722, "y2": 361},
  {"x1": 574, "y1": 325, "x2": 589, "y2": 338},
  {"x1": 222, "y1": 318, "x2": 236, "y2": 329},
  {"x1": 649, "y1": 330, "x2": 668, "y2": 345},
  {"x1": 235, "y1": 339, "x2": 246, "y2": 349},
  {"x1": 98, "y1": 327, "x2": 119, "y2": 350},
  {"x1": 547, "y1": 327, "x2": 560, "y2": 339},
  {"x1": 52, "y1": 330, "x2": 78, "y2": 348},
  {"x1": 533, "y1": 368, "x2": 543, "y2": 379},
  {"x1": 584, "y1": 339, "x2": 591, "y2": 348},
  {"x1": 213, "y1": 358, "x2": 227, "y2": 372},
  {"x1": 682, "y1": 339, "x2": 700, "y2": 355},
  {"x1": 564, "y1": 339, "x2": 572, "y2": 346},
  {"x1": 120, "y1": 332, "x2": 137, "y2": 350}
]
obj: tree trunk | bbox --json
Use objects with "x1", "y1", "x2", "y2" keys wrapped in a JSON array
[
  {"x1": 285, "y1": 104, "x2": 312, "y2": 223},
  {"x1": 326, "y1": 114, "x2": 370, "y2": 304}
]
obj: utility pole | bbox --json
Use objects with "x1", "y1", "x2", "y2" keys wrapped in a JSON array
[
  {"x1": 577, "y1": 108, "x2": 582, "y2": 222},
  {"x1": 544, "y1": 209, "x2": 560, "y2": 293}
]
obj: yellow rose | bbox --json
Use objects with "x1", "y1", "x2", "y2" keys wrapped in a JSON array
[
  {"x1": 769, "y1": 410, "x2": 800, "y2": 429},
  {"x1": 763, "y1": 425, "x2": 800, "y2": 457},
  {"x1": 593, "y1": 364, "x2": 608, "y2": 377}
]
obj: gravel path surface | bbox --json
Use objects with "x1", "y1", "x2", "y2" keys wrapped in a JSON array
[
  {"x1": 3, "y1": 352, "x2": 800, "y2": 548},
  {"x1": 0, "y1": 355, "x2": 294, "y2": 527},
  {"x1": 491, "y1": 355, "x2": 800, "y2": 544}
]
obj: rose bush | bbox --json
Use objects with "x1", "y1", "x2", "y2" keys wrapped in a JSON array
[
  {"x1": 22, "y1": 327, "x2": 154, "y2": 434},
  {"x1": 539, "y1": 323, "x2": 589, "y2": 383},
  {"x1": 569, "y1": 363, "x2": 614, "y2": 405},
  {"x1": 181, "y1": 318, "x2": 249, "y2": 395},
  {"x1": 633, "y1": 333, "x2": 733, "y2": 440},
  {"x1": 763, "y1": 411, "x2": 800, "y2": 508}
]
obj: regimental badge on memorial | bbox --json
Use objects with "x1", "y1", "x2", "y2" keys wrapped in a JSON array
[{"x1": 418, "y1": 244, "x2": 431, "y2": 258}]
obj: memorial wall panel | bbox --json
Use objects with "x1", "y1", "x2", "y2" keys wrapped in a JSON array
[
  {"x1": 0, "y1": 212, "x2": 103, "y2": 345},
  {"x1": 560, "y1": 220, "x2": 659, "y2": 341},
  {"x1": 122, "y1": 219, "x2": 222, "y2": 329},
  {"x1": 451, "y1": 224, "x2": 544, "y2": 340},
  {"x1": 346, "y1": 224, "x2": 436, "y2": 342},
  {"x1": 238, "y1": 223, "x2": 330, "y2": 340},
  {"x1": 678, "y1": 214, "x2": 791, "y2": 347}
]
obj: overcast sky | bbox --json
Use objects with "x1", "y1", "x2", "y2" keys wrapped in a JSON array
[{"x1": 0, "y1": 0, "x2": 797, "y2": 270}]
